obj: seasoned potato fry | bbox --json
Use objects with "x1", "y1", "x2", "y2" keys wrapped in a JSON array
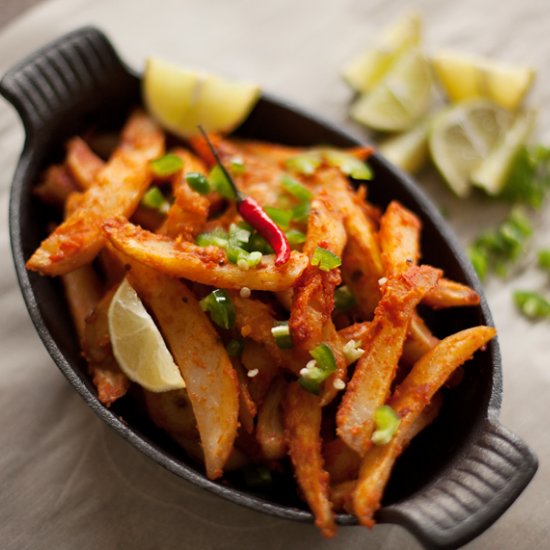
[
  {"x1": 401, "y1": 313, "x2": 440, "y2": 366},
  {"x1": 82, "y1": 288, "x2": 131, "y2": 406},
  {"x1": 324, "y1": 438, "x2": 361, "y2": 485},
  {"x1": 231, "y1": 293, "x2": 303, "y2": 374},
  {"x1": 26, "y1": 111, "x2": 164, "y2": 275},
  {"x1": 234, "y1": 361, "x2": 258, "y2": 434},
  {"x1": 423, "y1": 277, "x2": 480, "y2": 309},
  {"x1": 320, "y1": 172, "x2": 383, "y2": 319},
  {"x1": 65, "y1": 136, "x2": 104, "y2": 189},
  {"x1": 330, "y1": 393, "x2": 443, "y2": 513},
  {"x1": 256, "y1": 377, "x2": 287, "y2": 461},
  {"x1": 337, "y1": 265, "x2": 440, "y2": 456},
  {"x1": 233, "y1": 139, "x2": 305, "y2": 164},
  {"x1": 353, "y1": 326, "x2": 496, "y2": 526},
  {"x1": 61, "y1": 264, "x2": 103, "y2": 343},
  {"x1": 290, "y1": 191, "x2": 347, "y2": 400},
  {"x1": 158, "y1": 148, "x2": 210, "y2": 238},
  {"x1": 240, "y1": 340, "x2": 281, "y2": 406},
  {"x1": 104, "y1": 218, "x2": 308, "y2": 291},
  {"x1": 379, "y1": 200, "x2": 421, "y2": 276},
  {"x1": 283, "y1": 382, "x2": 336, "y2": 538},
  {"x1": 125, "y1": 259, "x2": 239, "y2": 480},
  {"x1": 34, "y1": 165, "x2": 79, "y2": 208}
]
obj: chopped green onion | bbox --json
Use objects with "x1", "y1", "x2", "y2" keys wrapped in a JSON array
[
  {"x1": 285, "y1": 229, "x2": 307, "y2": 247},
  {"x1": 248, "y1": 232, "x2": 274, "y2": 254},
  {"x1": 298, "y1": 343, "x2": 337, "y2": 394},
  {"x1": 264, "y1": 206, "x2": 293, "y2": 229},
  {"x1": 323, "y1": 150, "x2": 373, "y2": 180},
  {"x1": 243, "y1": 465, "x2": 273, "y2": 490},
  {"x1": 227, "y1": 224, "x2": 254, "y2": 264},
  {"x1": 245, "y1": 251, "x2": 263, "y2": 267},
  {"x1": 469, "y1": 207, "x2": 532, "y2": 280},
  {"x1": 371, "y1": 405, "x2": 401, "y2": 445},
  {"x1": 200, "y1": 289, "x2": 235, "y2": 330},
  {"x1": 141, "y1": 186, "x2": 170, "y2": 214},
  {"x1": 467, "y1": 245, "x2": 489, "y2": 281},
  {"x1": 209, "y1": 164, "x2": 237, "y2": 199},
  {"x1": 196, "y1": 228, "x2": 228, "y2": 249},
  {"x1": 280, "y1": 174, "x2": 313, "y2": 202},
  {"x1": 311, "y1": 246, "x2": 342, "y2": 271},
  {"x1": 226, "y1": 339, "x2": 244, "y2": 357},
  {"x1": 538, "y1": 249, "x2": 550, "y2": 272},
  {"x1": 498, "y1": 145, "x2": 550, "y2": 208},
  {"x1": 343, "y1": 340, "x2": 364, "y2": 365},
  {"x1": 271, "y1": 321, "x2": 293, "y2": 349},
  {"x1": 291, "y1": 201, "x2": 311, "y2": 224},
  {"x1": 230, "y1": 157, "x2": 246, "y2": 174},
  {"x1": 513, "y1": 290, "x2": 550, "y2": 319},
  {"x1": 185, "y1": 172, "x2": 211, "y2": 195},
  {"x1": 334, "y1": 285, "x2": 356, "y2": 312},
  {"x1": 151, "y1": 154, "x2": 184, "y2": 177},
  {"x1": 285, "y1": 152, "x2": 322, "y2": 176}
]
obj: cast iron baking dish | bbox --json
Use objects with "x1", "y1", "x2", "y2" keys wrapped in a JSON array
[{"x1": 1, "y1": 27, "x2": 538, "y2": 550}]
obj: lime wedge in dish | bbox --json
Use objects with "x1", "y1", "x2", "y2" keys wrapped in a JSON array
[
  {"x1": 429, "y1": 99, "x2": 513, "y2": 197},
  {"x1": 143, "y1": 57, "x2": 261, "y2": 137},
  {"x1": 471, "y1": 109, "x2": 536, "y2": 195},
  {"x1": 432, "y1": 51, "x2": 536, "y2": 111},
  {"x1": 108, "y1": 278, "x2": 185, "y2": 392},
  {"x1": 350, "y1": 48, "x2": 432, "y2": 132},
  {"x1": 342, "y1": 13, "x2": 422, "y2": 93}
]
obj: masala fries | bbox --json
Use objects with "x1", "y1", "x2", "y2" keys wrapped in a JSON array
[{"x1": 27, "y1": 109, "x2": 495, "y2": 537}]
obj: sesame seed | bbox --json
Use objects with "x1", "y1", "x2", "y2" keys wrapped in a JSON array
[
  {"x1": 378, "y1": 277, "x2": 388, "y2": 286},
  {"x1": 333, "y1": 379, "x2": 346, "y2": 390},
  {"x1": 240, "y1": 287, "x2": 251, "y2": 299},
  {"x1": 240, "y1": 325, "x2": 252, "y2": 337},
  {"x1": 247, "y1": 368, "x2": 259, "y2": 378}
]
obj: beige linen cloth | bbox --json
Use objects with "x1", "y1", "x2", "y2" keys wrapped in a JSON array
[{"x1": 1, "y1": 0, "x2": 549, "y2": 548}]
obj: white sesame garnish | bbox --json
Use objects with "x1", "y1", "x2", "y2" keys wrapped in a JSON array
[
  {"x1": 378, "y1": 277, "x2": 388, "y2": 286},
  {"x1": 333, "y1": 378, "x2": 346, "y2": 390},
  {"x1": 240, "y1": 287, "x2": 251, "y2": 299},
  {"x1": 247, "y1": 368, "x2": 259, "y2": 378}
]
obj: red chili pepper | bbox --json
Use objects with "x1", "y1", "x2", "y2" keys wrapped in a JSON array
[
  {"x1": 197, "y1": 126, "x2": 291, "y2": 266},
  {"x1": 238, "y1": 196, "x2": 291, "y2": 266}
]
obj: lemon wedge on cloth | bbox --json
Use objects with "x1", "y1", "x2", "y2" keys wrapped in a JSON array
[
  {"x1": 350, "y1": 48, "x2": 432, "y2": 132},
  {"x1": 143, "y1": 57, "x2": 261, "y2": 137},
  {"x1": 108, "y1": 278, "x2": 185, "y2": 392},
  {"x1": 342, "y1": 13, "x2": 421, "y2": 93},
  {"x1": 429, "y1": 99, "x2": 513, "y2": 197},
  {"x1": 432, "y1": 51, "x2": 535, "y2": 111},
  {"x1": 471, "y1": 109, "x2": 536, "y2": 195}
]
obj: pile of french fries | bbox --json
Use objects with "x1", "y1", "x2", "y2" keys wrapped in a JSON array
[{"x1": 27, "y1": 110, "x2": 495, "y2": 537}]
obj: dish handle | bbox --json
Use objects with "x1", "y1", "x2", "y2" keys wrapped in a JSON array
[
  {"x1": 380, "y1": 418, "x2": 537, "y2": 549},
  {"x1": 0, "y1": 26, "x2": 137, "y2": 147}
]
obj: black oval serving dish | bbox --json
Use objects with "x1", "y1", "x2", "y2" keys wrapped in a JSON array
[{"x1": 1, "y1": 27, "x2": 538, "y2": 550}]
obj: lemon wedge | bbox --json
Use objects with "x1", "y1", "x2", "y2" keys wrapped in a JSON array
[
  {"x1": 432, "y1": 51, "x2": 536, "y2": 111},
  {"x1": 429, "y1": 99, "x2": 513, "y2": 197},
  {"x1": 342, "y1": 13, "x2": 421, "y2": 93},
  {"x1": 143, "y1": 57, "x2": 261, "y2": 137},
  {"x1": 471, "y1": 109, "x2": 536, "y2": 195},
  {"x1": 378, "y1": 115, "x2": 433, "y2": 173},
  {"x1": 350, "y1": 48, "x2": 432, "y2": 132},
  {"x1": 108, "y1": 278, "x2": 185, "y2": 392}
]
